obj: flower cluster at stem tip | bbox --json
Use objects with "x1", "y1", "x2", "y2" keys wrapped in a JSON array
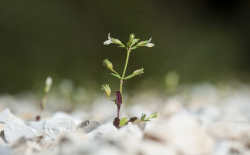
[{"x1": 103, "y1": 33, "x2": 155, "y2": 49}]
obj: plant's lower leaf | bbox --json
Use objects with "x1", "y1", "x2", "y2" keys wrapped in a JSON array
[
  {"x1": 113, "y1": 117, "x2": 120, "y2": 129},
  {"x1": 120, "y1": 117, "x2": 128, "y2": 126},
  {"x1": 129, "y1": 117, "x2": 138, "y2": 123}
]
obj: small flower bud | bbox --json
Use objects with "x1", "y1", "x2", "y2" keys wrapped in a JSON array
[
  {"x1": 132, "y1": 38, "x2": 140, "y2": 45},
  {"x1": 137, "y1": 41, "x2": 147, "y2": 46},
  {"x1": 147, "y1": 112, "x2": 160, "y2": 120},
  {"x1": 133, "y1": 68, "x2": 144, "y2": 76},
  {"x1": 111, "y1": 38, "x2": 122, "y2": 45},
  {"x1": 101, "y1": 84, "x2": 111, "y2": 99},
  {"x1": 128, "y1": 33, "x2": 135, "y2": 44},
  {"x1": 103, "y1": 59, "x2": 113, "y2": 71},
  {"x1": 45, "y1": 77, "x2": 53, "y2": 93},
  {"x1": 103, "y1": 33, "x2": 124, "y2": 46},
  {"x1": 136, "y1": 38, "x2": 154, "y2": 47},
  {"x1": 124, "y1": 68, "x2": 144, "y2": 80}
]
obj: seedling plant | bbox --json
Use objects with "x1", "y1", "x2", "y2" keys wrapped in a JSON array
[
  {"x1": 102, "y1": 33, "x2": 159, "y2": 129},
  {"x1": 36, "y1": 77, "x2": 53, "y2": 121}
]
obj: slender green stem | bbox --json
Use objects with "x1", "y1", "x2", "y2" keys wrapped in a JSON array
[
  {"x1": 122, "y1": 50, "x2": 131, "y2": 79},
  {"x1": 120, "y1": 80, "x2": 123, "y2": 94},
  {"x1": 41, "y1": 92, "x2": 48, "y2": 111},
  {"x1": 120, "y1": 49, "x2": 131, "y2": 94},
  {"x1": 37, "y1": 92, "x2": 48, "y2": 121}
]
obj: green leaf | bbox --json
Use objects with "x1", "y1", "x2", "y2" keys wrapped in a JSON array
[
  {"x1": 110, "y1": 73, "x2": 122, "y2": 79},
  {"x1": 118, "y1": 45, "x2": 126, "y2": 48},
  {"x1": 123, "y1": 74, "x2": 135, "y2": 80},
  {"x1": 128, "y1": 117, "x2": 138, "y2": 123},
  {"x1": 131, "y1": 46, "x2": 138, "y2": 50},
  {"x1": 119, "y1": 117, "x2": 128, "y2": 126}
]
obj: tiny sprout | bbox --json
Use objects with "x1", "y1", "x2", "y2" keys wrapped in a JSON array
[
  {"x1": 36, "y1": 76, "x2": 53, "y2": 121},
  {"x1": 45, "y1": 77, "x2": 53, "y2": 93},
  {"x1": 165, "y1": 71, "x2": 179, "y2": 94},
  {"x1": 102, "y1": 33, "x2": 158, "y2": 129}
]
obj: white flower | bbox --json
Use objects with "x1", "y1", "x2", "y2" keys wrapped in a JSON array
[
  {"x1": 103, "y1": 33, "x2": 114, "y2": 45},
  {"x1": 45, "y1": 77, "x2": 53, "y2": 93},
  {"x1": 46, "y1": 77, "x2": 53, "y2": 87},
  {"x1": 144, "y1": 37, "x2": 155, "y2": 47},
  {"x1": 103, "y1": 33, "x2": 123, "y2": 45}
]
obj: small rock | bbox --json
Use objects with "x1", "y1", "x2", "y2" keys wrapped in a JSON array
[
  {"x1": 119, "y1": 123, "x2": 143, "y2": 140},
  {"x1": 86, "y1": 123, "x2": 118, "y2": 140},
  {"x1": 77, "y1": 120, "x2": 102, "y2": 133},
  {"x1": 146, "y1": 113, "x2": 215, "y2": 155},
  {"x1": 139, "y1": 141, "x2": 176, "y2": 155},
  {"x1": 208, "y1": 122, "x2": 250, "y2": 146},
  {"x1": 52, "y1": 111, "x2": 82, "y2": 125},
  {"x1": 27, "y1": 121, "x2": 46, "y2": 132},
  {"x1": 0, "y1": 108, "x2": 24, "y2": 124},
  {"x1": 163, "y1": 98, "x2": 184, "y2": 116},
  {"x1": 0, "y1": 123, "x2": 5, "y2": 131},
  {"x1": 4, "y1": 120, "x2": 37, "y2": 143},
  {"x1": 76, "y1": 120, "x2": 89, "y2": 129},
  {"x1": 212, "y1": 140, "x2": 250, "y2": 155},
  {"x1": 0, "y1": 130, "x2": 8, "y2": 144},
  {"x1": 0, "y1": 145, "x2": 12, "y2": 155},
  {"x1": 45, "y1": 118, "x2": 76, "y2": 141},
  {"x1": 58, "y1": 136, "x2": 100, "y2": 155},
  {"x1": 10, "y1": 137, "x2": 43, "y2": 155}
]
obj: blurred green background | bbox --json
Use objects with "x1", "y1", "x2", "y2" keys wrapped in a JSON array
[{"x1": 0, "y1": 0, "x2": 250, "y2": 94}]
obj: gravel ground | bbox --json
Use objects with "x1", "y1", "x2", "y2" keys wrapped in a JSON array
[{"x1": 1, "y1": 82, "x2": 250, "y2": 155}]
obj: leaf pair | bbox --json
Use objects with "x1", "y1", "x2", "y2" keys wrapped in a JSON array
[{"x1": 113, "y1": 116, "x2": 138, "y2": 129}]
